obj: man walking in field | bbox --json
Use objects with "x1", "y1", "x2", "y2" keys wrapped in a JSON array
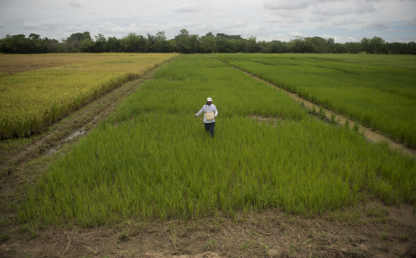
[{"x1": 195, "y1": 97, "x2": 218, "y2": 137}]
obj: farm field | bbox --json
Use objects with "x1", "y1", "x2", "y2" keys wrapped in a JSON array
[
  {"x1": 19, "y1": 54, "x2": 416, "y2": 227},
  {"x1": 0, "y1": 53, "x2": 177, "y2": 139},
  {"x1": 217, "y1": 54, "x2": 416, "y2": 148},
  {"x1": 0, "y1": 53, "x2": 107, "y2": 75}
]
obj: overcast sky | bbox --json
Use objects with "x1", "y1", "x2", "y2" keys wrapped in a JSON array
[{"x1": 0, "y1": 0, "x2": 415, "y2": 42}]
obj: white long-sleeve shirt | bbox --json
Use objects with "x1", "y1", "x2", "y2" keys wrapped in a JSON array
[{"x1": 195, "y1": 104, "x2": 218, "y2": 123}]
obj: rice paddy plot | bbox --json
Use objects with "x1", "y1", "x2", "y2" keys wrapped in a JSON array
[{"x1": 217, "y1": 53, "x2": 416, "y2": 147}]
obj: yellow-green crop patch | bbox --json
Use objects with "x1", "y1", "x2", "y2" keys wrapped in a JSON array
[{"x1": 0, "y1": 53, "x2": 177, "y2": 138}]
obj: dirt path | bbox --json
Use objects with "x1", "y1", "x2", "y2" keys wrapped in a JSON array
[
  {"x1": 221, "y1": 60, "x2": 416, "y2": 158},
  {"x1": 1, "y1": 202, "x2": 415, "y2": 257}
]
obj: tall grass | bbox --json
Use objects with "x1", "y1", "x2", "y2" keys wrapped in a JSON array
[
  {"x1": 19, "y1": 55, "x2": 416, "y2": 226},
  {"x1": 0, "y1": 53, "x2": 177, "y2": 139},
  {"x1": 217, "y1": 54, "x2": 416, "y2": 147}
]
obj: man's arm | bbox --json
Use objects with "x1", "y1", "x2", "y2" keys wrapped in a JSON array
[
  {"x1": 214, "y1": 105, "x2": 218, "y2": 117},
  {"x1": 195, "y1": 105, "x2": 204, "y2": 116}
]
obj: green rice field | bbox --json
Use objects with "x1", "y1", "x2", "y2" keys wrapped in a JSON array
[
  {"x1": 19, "y1": 55, "x2": 416, "y2": 227},
  {"x1": 217, "y1": 54, "x2": 416, "y2": 147}
]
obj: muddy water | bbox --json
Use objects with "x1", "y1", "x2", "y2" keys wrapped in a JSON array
[{"x1": 64, "y1": 129, "x2": 86, "y2": 142}]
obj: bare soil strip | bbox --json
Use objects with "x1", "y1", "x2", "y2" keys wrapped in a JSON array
[
  {"x1": 222, "y1": 61, "x2": 416, "y2": 158},
  {"x1": 2, "y1": 202, "x2": 415, "y2": 257}
]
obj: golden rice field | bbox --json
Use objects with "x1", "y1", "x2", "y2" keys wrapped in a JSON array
[{"x1": 0, "y1": 53, "x2": 177, "y2": 138}]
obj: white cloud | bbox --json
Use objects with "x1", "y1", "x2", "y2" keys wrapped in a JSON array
[
  {"x1": 264, "y1": 0, "x2": 311, "y2": 10},
  {"x1": 69, "y1": 1, "x2": 81, "y2": 8},
  {"x1": 0, "y1": 0, "x2": 415, "y2": 42}
]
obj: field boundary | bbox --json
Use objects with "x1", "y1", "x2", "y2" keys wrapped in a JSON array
[{"x1": 219, "y1": 58, "x2": 416, "y2": 158}]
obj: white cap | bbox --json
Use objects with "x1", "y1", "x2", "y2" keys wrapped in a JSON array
[{"x1": 207, "y1": 97, "x2": 213, "y2": 102}]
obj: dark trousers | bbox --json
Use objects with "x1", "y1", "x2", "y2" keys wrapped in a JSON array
[{"x1": 204, "y1": 122, "x2": 215, "y2": 137}]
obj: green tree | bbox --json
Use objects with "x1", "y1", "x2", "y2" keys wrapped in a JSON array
[
  {"x1": 121, "y1": 33, "x2": 146, "y2": 52},
  {"x1": 28, "y1": 33, "x2": 40, "y2": 40},
  {"x1": 92, "y1": 34, "x2": 107, "y2": 52},
  {"x1": 151, "y1": 31, "x2": 170, "y2": 52},
  {"x1": 175, "y1": 29, "x2": 195, "y2": 53},
  {"x1": 269, "y1": 40, "x2": 288, "y2": 53},
  {"x1": 64, "y1": 32, "x2": 92, "y2": 52},
  {"x1": 369, "y1": 36, "x2": 387, "y2": 54},
  {"x1": 200, "y1": 32, "x2": 216, "y2": 53},
  {"x1": 344, "y1": 42, "x2": 362, "y2": 53},
  {"x1": 361, "y1": 37, "x2": 370, "y2": 53},
  {"x1": 246, "y1": 37, "x2": 259, "y2": 53},
  {"x1": 106, "y1": 36, "x2": 122, "y2": 52}
]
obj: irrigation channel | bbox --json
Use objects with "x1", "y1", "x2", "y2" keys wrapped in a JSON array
[{"x1": 218, "y1": 59, "x2": 416, "y2": 159}]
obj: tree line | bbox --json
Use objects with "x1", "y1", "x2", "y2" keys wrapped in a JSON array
[{"x1": 1, "y1": 29, "x2": 415, "y2": 54}]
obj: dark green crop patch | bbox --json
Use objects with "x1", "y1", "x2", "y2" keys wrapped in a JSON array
[{"x1": 218, "y1": 53, "x2": 416, "y2": 147}]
